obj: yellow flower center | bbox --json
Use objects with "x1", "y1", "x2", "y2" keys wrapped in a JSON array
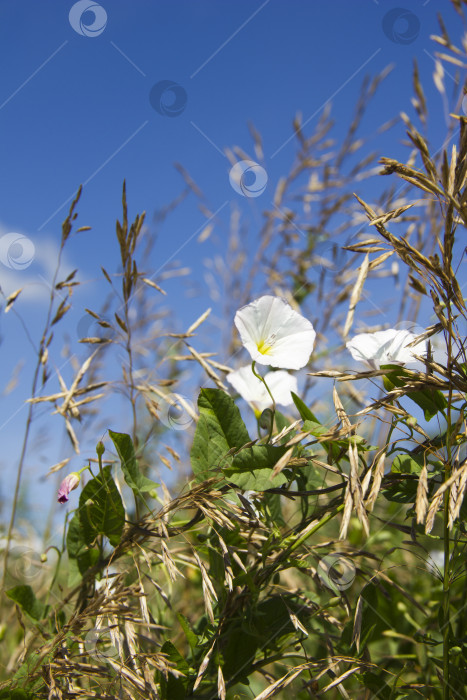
[{"x1": 257, "y1": 334, "x2": 276, "y2": 355}]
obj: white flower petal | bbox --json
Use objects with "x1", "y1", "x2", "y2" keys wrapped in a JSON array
[
  {"x1": 227, "y1": 366, "x2": 298, "y2": 413},
  {"x1": 234, "y1": 295, "x2": 316, "y2": 369},
  {"x1": 346, "y1": 328, "x2": 442, "y2": 369},
  {"x1": 227, "y1": 366, "x2": 269, "y2": 406},
  {"x1": 264, "y1": 370, "x2": 298, "y2": 407}
]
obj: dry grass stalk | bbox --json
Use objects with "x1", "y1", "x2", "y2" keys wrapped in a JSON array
[
  {"x1": 252, "y1": 665, "x2": 309, "y2": 700},
  {"x1": 425, "y1": 492, "x2": 445, "y2": 535},
  {"x1": 332, "y1": 386, "x2": 369, "y2": 537},
  {"x1": 332, "y1": 386, "x2": 352, "y2": 433},
  {"x1": 192, "y1": 549, "x2": 217, "y2": 623},
  {"x1": 351, "y1": 594, "x2": 364, "y2": 653},
  {"x1": 321, "y1": 666, "x2": 361, "y2": 694},
  {"x1": 448, "y1": 460, "x2": 467, "y2": 529},
  {"x1": 5, "y1": 288, "x2": 22, "y2": 313},
  {"x1": 342, "y1": 253, "x2": 370, "y2": 338},
  {"x1": 360, "y1": 464, "x2": 372, "y2": 499},
  {"x1": 287, "y1": 606, "x2": 309, "y2": 637},
  {"x1": 349, "y1": 441, "x2": 369, "y2": 538},
  {"x1": 160, "y1": 540, "x2": 183, "y2": 582},
  {"x1": 193, "y1": 639, "x2": 216, "y2": 691},
  {"x1": 270, "y1": 446, "x2": 294, "y2": 479},
  {"x1": 46, "y1": 457, "x2": 72, "y2": 476},
  {"x1": 215, "y1": 531, "x2": 234, "y2": 592},
  {"x1": 186, "y1": 342, "x2": 227, "y2": 391},
  {"x1": 365, "y1": 452, "x2": 386, "y2": 512},
  {"x1": 217, "y1": 664, "x2": 226, "y2": 700},
  {"x1": 416, "y1": 464, "x2": 429, "y2": 524}
]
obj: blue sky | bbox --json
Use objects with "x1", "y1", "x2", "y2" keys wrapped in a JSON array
[{"x1": 0, "y1": 0, "x2": 464, "y2": 529}]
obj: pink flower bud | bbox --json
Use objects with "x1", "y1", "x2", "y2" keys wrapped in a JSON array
[{"x1": 57, "y1": 472, "x2": 80, "y2": 504}]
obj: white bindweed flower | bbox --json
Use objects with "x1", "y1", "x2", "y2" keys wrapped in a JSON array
[
  {"x1": 234, "y1": 295, "x2": 316, "y2": 369},
  {"x1": 346, "y1": 328, "x2": 436, "y2": 369},
  {"x1": 227, "y1": 365, "x2": 297, "y2": 414}
]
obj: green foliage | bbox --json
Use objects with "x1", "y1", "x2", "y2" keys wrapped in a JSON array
[
  {"x1": 78, "y1": 464, "x2": 125, "y2": 547},
  {"x1": 66, "y1": 512, "x2": 100, "y2": 585},
  {"x1": 391, "y1": 453, "x2": 426, "y2": 474},
  {"x1": 158, "y1": 641, "x2": 191, "y2": 699},
  {"x1": 191, "y1": 388, "x2": 250, "y2": 481},
  {"x1": 5, "y1": 586, "x2": 47, "y2": 621},
  {"x1": 382, "y1": 366, "x2": 447, "y2": 421},
  {"x1": 108, "y1": 429, "x2": 158, "y2": 496},
  {"x1": 291, "y1": 391, "x2": 320, "y2": 423},
  {"x1": 220, "y1": 594, "x2": 314, "y2": 684},
  {"x1": 177, "y1": 612, "x2": 199, "y2": 653},
  {"x1": 224, "y1": 445, "x2": 288, "y2": 489}
]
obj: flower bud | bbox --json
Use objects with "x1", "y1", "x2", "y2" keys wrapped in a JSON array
[{"x1": 57, "y1": 472, "x2": 80, "y2": 504}]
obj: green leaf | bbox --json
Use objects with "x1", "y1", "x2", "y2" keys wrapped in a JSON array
[
  {"x1": 6, "y1": 585, "x2": 47, "y2": 621},
  {"x1": 274, "y1": 411, "x2": 296, "y2": 445},
  {"x1": 391, "y1": 453, "x2": 425, "y2": 475},
  {"x1": 222, "y1": 596, "x2": 310, "y2": 682},
  {"x1": 358, "y1": 583, "x2": 393, "y2": 646},
  {"x1": 273, "y1": 410, "x2": 289, "y2": 434},
  {"x1": 382, "y1": 475, "x2": 418, "y2": 504},
  {"x1": 357, "y1": 672, "x2": 392, "y2": 699},
  {"x1": 224, "y1": 445, "x2": 288, "y2": 490},
  {"x1": 191, "y1": 388, "x2": 250, "y2": 482},
  {"x1": 222, "y1": 627, "x2": 259, "y2": 681},
  {"x1": 67, "y1": 556, "x2": 82, "y2": 588},
  {"x1": 263, "y1": 491, "x2": 285, "y2": 527},
  {"x1": 382, "y1": 367, "x2": 447, "y2": 421},
  {"x1": 68, "y1": 554, "x2": 101, "y2": 587},
  {"x1": 108, "y1": 429, "x2": 158, "y2": 496},
  {"x1": 291, "y1": 392, "x2": 320, "y2": 423},
  {"x1": 66, "y1": 512, "x2": 88, "y2": 558},
  {"x1": 10, "y1": 661, "x2": 48, "y2": 696},
  {"x1": 177, "y1": 613, "x2": 198, "y2": 653},
  {"x1": 77, "y1": 548, "x2": 100, "y2": 575},
  {"x1": 302, "y1": 419, "x2": 344, "y2": 462},
  {"x1": 305, "y1": 464, "x2": 327, "y2": 490},
  {"x1": 159, "y1": 641, "x2": 190, "y2": 700},
  {"x1": 67, "y1": 512, "x2": 100, "y2": 584},
  {"x1": 302, "y1": 419, "x2": 330, "y2": 437},
  {"x1": 78, "y1": 465, "x2": 125, "y2": 547}
]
